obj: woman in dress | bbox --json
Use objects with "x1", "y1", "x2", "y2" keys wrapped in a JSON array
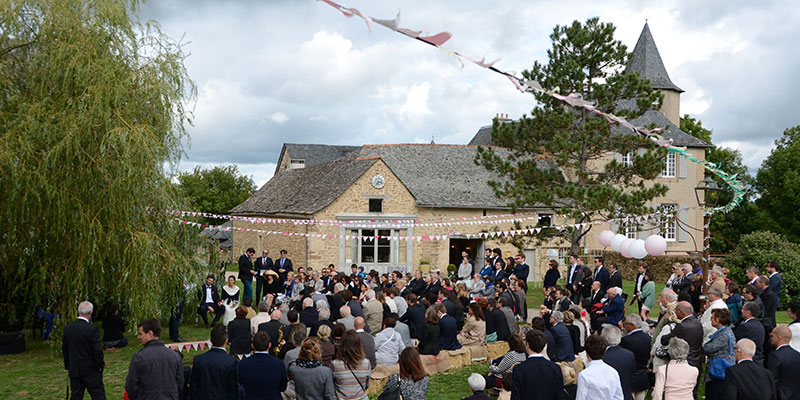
[
  {"x1": 458, "y1": 302, "x2": 486, "y2": 347},
  {"x1": 417, "y1": 306, "x2": 441, "y2": 355},
  {"x1": 331, "y1": 330, "x2": 371, "y2": 400},
  {"x1": 640, "y1": 270, "x2": 656, "y2": 322},
  {"x1": 457, "y1": 255, "x2": 473, "y2": 283},
  {"x1": 221, "y1": 275, "x2": 240, "y2": 326},
  {"x1": 543, "y1": 260, "x2": 560, "y2": 293},
  {"x1": 382, "y1": 347, "x2": 429, "y2": 400},
  {"x1": 653, "y1": 337, "x2": 698, "y2": 400},
  {"x1": 702, "y1": 308, "x2": 735, "y2": 400}
]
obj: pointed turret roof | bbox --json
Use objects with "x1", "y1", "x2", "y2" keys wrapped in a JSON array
[{"x1": 626, "y1": 23, "x2": 683, "y2": 93}]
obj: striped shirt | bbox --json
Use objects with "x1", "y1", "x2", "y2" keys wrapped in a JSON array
[
  {"x1": 331, "y1": 358, "x2": 371, "y2": 400},
  {"x1": 488, "y1": 350, "x2": 526, "y2": 375}
]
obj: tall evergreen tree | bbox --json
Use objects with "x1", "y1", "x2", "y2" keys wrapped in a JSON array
[{"x1": 476, "y1": 17, "x2": 668, "y2": 254}]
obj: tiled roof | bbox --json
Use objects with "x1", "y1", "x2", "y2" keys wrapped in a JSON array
[
  {"x1": 625, "y1": 22, "x2": 683, "y2": 92},
  {"x1": 275, "y1": 143, "x2": 360, "y2": 174}
]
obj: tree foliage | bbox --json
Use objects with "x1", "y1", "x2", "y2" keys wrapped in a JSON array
[
  {"x1": 756, "y1": 125, "x2": 800, "y2": 243},
  {"x1": 475, "y1": 18, "x2": 668, "y2": 253},
  {"x1": 177, "y1": 165, "x2": 256, "y2": 224},
  {"x1": 725, "y1": 231, "x2": 800, "y2": 306},
  {"x1": 0, "y1": 0, "x2": 204, "y2": 333}
]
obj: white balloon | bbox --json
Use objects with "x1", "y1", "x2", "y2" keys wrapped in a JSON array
[
  {"x1": 630, "y1": 239, "x2": 648, "y2": 259},
  {"x1": 545, "y1": 249, "x2": 559, "y2": 260},
  {"x1": 598, "y1": 230, "x2": 615, "y2": 247},
  {"x1": 610, "y1": 234, "x2": 627, "y2": 251},
  {"x1": 620, "y1": 239, "x2": 634, "y2": 258},
  {"x1": 645, "y1": 235, "x2": 668, "y2": 256}
]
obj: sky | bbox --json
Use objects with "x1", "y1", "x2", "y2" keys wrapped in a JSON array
[{"x1": 137, "y1": 0, "x2": 800, "y2": 187}]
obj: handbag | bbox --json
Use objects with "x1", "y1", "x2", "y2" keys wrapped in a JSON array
[
  {"x1": 708, "y1": 332, "x2": 733, "y2": 380},
  {"x1": 378, "y1": 374, "x2": 405, "y2": 400}
]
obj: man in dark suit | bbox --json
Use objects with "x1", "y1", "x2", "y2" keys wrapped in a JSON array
[
  {"x1": 601, "y1": 324, "x2": 635, "y2": 400},
  {"x1": 599, "y1": 288, "x2": 625, "y2": 327},
  {"x1": 254, "y1": 250, "x2": 273, "y2": 303},
  {"x1": 546, "y1": 311, "x2": 575, "y2": 362},
  {"x1": 661, "y1": 301, "x2": 704, "y2": 397},
  {"x1": 766, "y1": 261, "x2": 783, "y2": 309},
  {"x1": 299, "y1": 297, "x2": 319, "y2": 327},
  {"x1": 632, "y1": 264, "x2": 647, "y2": 313},
  {"x1": 567, "y1": 255, "x2": 582, "y2": 297},
  {"x1": 608, "y1": 263, "x2": 623, "y2": 290},
  {"x1": 198, "y1": 274, "x2": 224, "y2": 328},
  {"x1": 425, "y1": 273, "x2": 443, "y2": 300},
  {"x1": 593, "y1": 257, "x2": 609, "y2": 293},
  {"x1": 734, "y1": 301, "x2": 765, "y2": 364},
  {"x1": 488, "y1": 297, "x2": 511, "y2": 342},
  {"x1": 757, "y1": 277, "x2": 778, "y2": 328},
  {"x1": 436, "y1": 303, "x2": 462, "y2": 351},
  {"x1": 724, "y1": 338, "x2": 776, "y2": 400},
  {"x1": 399, "y1": 294, "x2": 426, "y2": 339},
  {"x1": 189, "y1": 326, "x2": 237, "y2": 400},
  {"x1": 768, "y1": 326, "x2": 800, "y2": 400},
  {"x1": 408, "y1": 269, "x2": 427, "y2": 296},
  {"x1": 63, "y1": 301, "x2": 105, "y2": 400},
  {"x1": 257, "y1": 309, "x2": 284, "y2": 357},
  {"x1": 512, "y1": 329, "x2": 566, "y2": 400},
  {"x1": 620, "y1": 314, "x2": 652, "y2": 399},
  {"x1": 238, "y1": 247, "x2": 256, "y2": 299},
  {"x1": 238, "y1": 331, "x2": 288, "y2": 400},
  {"x1": 275, "y1": 249, "x2": 293, "y2": 283}
]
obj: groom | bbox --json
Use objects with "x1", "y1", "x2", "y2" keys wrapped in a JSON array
[{"x1": 239, "y1": 247, "x2": 256, "y2": 299}]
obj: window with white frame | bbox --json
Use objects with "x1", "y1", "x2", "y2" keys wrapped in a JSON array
[
  {"x1": 621, "y1": 151, "x2": 634, "y2": 167},
  {"x1": 625, "y1": 223, "x2": 637, "y2": 239},
  {"x1": 661, "y1": 153, "x2": 676, "y2": 177},
  {"x1": 659, "y1": 204, "x2": 677, "y2": 241},
  {"x1": 349, "y1": 228, "x2": 408, "y2": 264}
]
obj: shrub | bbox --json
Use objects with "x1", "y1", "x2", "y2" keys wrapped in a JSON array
[{"x1": 725, "y1": 231, "x2": 800, "y2": 307}]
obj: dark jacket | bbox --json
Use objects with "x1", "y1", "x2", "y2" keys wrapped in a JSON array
[
  {"x1": 608, "y1": 270, "x2": 623, "y2": 289},
  {"x1": 189, "y1": 348, "x2": 238, "y2": 400},
  {"x1": 724, "y1": 360, "x2": 777, "y2": 400},
  {"x1": 257, "y1": 320, "x2": 284, "y2": 356},
  {"x1": 439, "y1": 314, "x2": 462, "y2": 351},
  {"x1": 309, "y1": 319, "x2": 335, "y2": 338},
  {"x1": 760, "y1": 289, "x2": 778, "y2": 330},
  {"x1": 490, "y1": 308, "x2": 511, "y2": 341},
  {"x1": 62, "y1": 318, "x2": 104, "y2": 378},
  {"x1": 238, "y1": 352, "x2": 288, "y2": 400},
  {"x1": 399, "y1": 303, "x2": 426, "y2": 339},
  {"x1": 544, "y1": 269, "x2": 560, "y2": 288},
  {"x1": 547, "y1": 323, "x2": 575, "y2": 362},
  {"x1": 254, "y1": 256, "x2": 273, "y2": 275},
  {"x1": 603, "y1": 345, "x2": 636, "y2": 400},
  {"x1": 603, "y1": 295, "x2": 626, "y2": 326},
  {"x1": 327, "y1": 292, "x2": 344, "y2": 321},
  {"x1": 594, "y1": 266, "x2": 610, "y2": 293},
  {"x1": 661, "y1": 315, "x2": 704, "y2": 369},
  {"x1": 462, "y1": 390, "x2": 493, "y2": 400},
  {"x1": 511, "y1": 356, "x2": 566, "y2": 400},
  {"x1": 409, "y1": 278, "x2": 427, "y2": 296},
  {"x1": 357, "y1": 330, "x2": 377, "y2": 369},
  {"x1": 275, "y1": 257, "x2": 293, "y2": 281},
  {"x1": 443, "y1": 299, "x2": 465, "y2": 331},
  {"x1": 102, "y1": 314, "x2": 125, "y2": 342},
  {"x1": 238, "y1": 253, "x2": 254, "y2": 281},
  {"x1": 620, "y1": 330, "x2": 652, "y2": 392},
  {"x1": 299, "y1": 307, "x2": 319, "y2": 327},
  {"x1": 198, "y1": 284, "x2": 221, "y2": 306},
  {"x1": 125, "y1": 339, "x2": 184, "y2": 400},
  {"x1": 769, "y1": 273, "x2": 783, "y2": 308},
  {"x1": 767, "y1": 345, "x2": 800, "y2": 400},
  {"x1": 228, "y1": 318, "x2": 252, "y2": 355},
  {"x1": 418, "y1": 322, "x2": 440, "y2": 355},
  {"x1": 566, "y1": 324, "x2": 583, "y2": 355},
  {"x1": 734, "y1": 317, "x2": 765, "y2": 364}
]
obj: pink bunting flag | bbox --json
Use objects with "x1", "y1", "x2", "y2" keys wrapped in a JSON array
[{"x1": 418, "y1": 32, "x2": 452, "y2": 46}]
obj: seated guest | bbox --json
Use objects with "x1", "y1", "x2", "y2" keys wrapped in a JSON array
[
  {"x1": 546, "y1": 310, "x2": 575, "y2": 362},
  {"x1": 250, "y1": 301, "x2": 272, "y2": 337},
  {"x1": 282, "y1": 327, "x2": 307, "y2": 369},
  {"x1": 436, "y1": 303, "x2": 462, "y2": 351},
  {"x1": 488, "y1": 297, "x2": 511, "y2": 342},
  {"x1": 228, "y1": 306, "x2": 252, "y2": 358},
  {"x1": 481, "y1": 276, "x2": 496, "y2": 298},
  {"x1": 287, "y1": 337, "x2": 336, "y2": 400},
  {"x1": 316, "y1": 325, "x2": 336, "y2": 368},
  {"x1": 442, "y1": 289, "x2": 466, "y2": 331},
  {"x1": 393, "y1": 313, "x2": 412, "y2": 347},
  {"x1": 337, "y1": 305, "x2": 356, "y2": 330},
  {"x1": 332, "y1": 330, "x2": 371, "y2": 399},
  {"x1": 725, "y1": 282, "x2": 743, "y2": 324},
  {"x1": 469, "y1": 273, "x2": 485, "y2": 297},
  {"x1": 257, "y1": 309, "x2": 284, "y2": 356},
  {"x1": 767, "y1": 326, "x2": 800, "y2": 400},
  {"x1": 599, "y1": 287, "x2": 625, "y2": 327},
  {"x1": 499, "y1": 297, "x2": 518, "y2": 337},
  {"x1": 702, "y1": 308, "x2": 735, "y2": 400},
  {"x1": 576, "y1": 335, "x2": 624, "y2": 400},
  {"x1": 189, "y1": 326, "x2": 237, "y2": 400},
  {"x1": 102, "y1": 305, "x2": 128, "y2": 349},
  {"x1": 400, "y1": 294, "x2": 425, "y2": 340},
  {"x1": 723, "y1": 338, "x2": 776, "y2": 400},
  {"x1": 374, "y1": 316, "x2": 405, "y2": 366},
  {"x1": 562, "y1": 310, "x2": 583, "y2": 355},
  {"x1": 462, "y1": 373, "x2": 491, "y2": 400},
  {"x1": 299, "y1": 297, "x2": 318, "y2": 327},
  {"x1": 197, "y1": 274, "x2": 223, "y2": 328},
  {"x1": 653, "y1": 337, "x2": 698, "y2": 400},
  {"x1": 239, "y1": 331, "x2": 288, "y2": 400},
  {"x1": 354, "y1": 316, "x2": 376, "y2": 369},
  {"x1": 485, "y1": 333, "x2": 526, "y2": 389},
  {"x1": 418, "y1": 306, "x2": 441, "y2": 356},
  {"x1": 458, "y1": 303, "x2": 487, "y2": 347},
  {"x1": 383, "y1": 347, "x2": 429, "y2": 400},
  {"x1": 479, "y1": 257, "x2": 493, "y2": 278},
  {"x1": 241, "y1": 297, "x2": 256, "y2": 319},
  {"x1": 309, "y1": 307, "x2": 334, "y2": 338},
  {"x1": 601, "y1": 324, "x2": 635, "y2": 400},
  {"x1": 511, "y1": 329, "x2": 565, "y2": 400}
]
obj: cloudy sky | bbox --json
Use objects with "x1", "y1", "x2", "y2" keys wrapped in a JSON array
[{"x1": 138, "y1": 0, "x2": 800, "y2": 186}]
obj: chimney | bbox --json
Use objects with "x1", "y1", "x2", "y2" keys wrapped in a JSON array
[{"x1": 496, "y1": 113, "x2": 511, "y2": 122}]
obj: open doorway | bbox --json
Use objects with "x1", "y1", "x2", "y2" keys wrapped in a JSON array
[{"x1": 449, "y1": 238, "x2": 483, "y2": 269}]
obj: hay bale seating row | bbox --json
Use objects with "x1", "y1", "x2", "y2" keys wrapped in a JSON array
[{"x1": 365, "y1": 341, "x2": 510, "y2": 395}]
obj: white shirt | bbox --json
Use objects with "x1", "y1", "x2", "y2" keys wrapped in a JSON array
[
  {"x1": 789, "y1": 321, "x2": 800, "y2": 352},
  {"x1": 204, "y1": 285, "x2": 214, "y2": 303},
  {"x1": 576, "y1": 360, "x2": 623, "y2": 400},
  {"x1": 78, "y1": 317, "x2": 90, "y2": 323},
  {"x1": 635, "y1": 273, "x2": 645, "y2": 293},
  {"x1": 701, "y1": 299, "x2": 728, "y2": 343},
  {"x1": 250, "y1": 312, "x2": 271, "y2": 336},
  {"x1": 393, "y1": 296, "x2": 408, "y2": 318},
  {"x1": 385, "y1": 297, "x2": 398, "y2": 313}
]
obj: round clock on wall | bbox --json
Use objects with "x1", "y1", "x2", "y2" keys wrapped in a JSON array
[{"x1": 371, "y1": 174, "x2": 386, "y2": 189}]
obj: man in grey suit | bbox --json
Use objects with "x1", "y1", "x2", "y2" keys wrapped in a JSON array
[
  {"x1": 336, "y1": 305, "x2": 355, "y2": 330},
  {"x1": 354, "y1": 317, "x2": 376, "y2": 368}
]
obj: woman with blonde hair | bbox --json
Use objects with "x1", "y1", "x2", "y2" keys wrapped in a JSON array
[
  {"x1": 288, "y1": 337, "x2": 335, "y2": 399},
  {"x1": 316, "y1": 324, "x2": 335, "y2": 368}
]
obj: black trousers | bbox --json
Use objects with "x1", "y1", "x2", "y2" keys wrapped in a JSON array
[
  {"x1": 198, "y1": 302, "x2": 222, "y2": 325},
  {"x1": 169, "y1": 300, "x2": 185, "y2": 340},
  {"x1": 255, "y1": 277, "x2": 267, "y2": 304},
  {"x1": 70, "y1": 373, "x2": 105, "y2": 400}
]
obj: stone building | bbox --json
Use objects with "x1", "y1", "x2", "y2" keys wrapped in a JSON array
[{"x1": 230, "y1": 23, "x2": 711, "y2": 281}]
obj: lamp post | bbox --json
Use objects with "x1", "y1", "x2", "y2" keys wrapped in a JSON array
[{"x1": 694, "y1": 173, "x2": 722, "y2": 283}]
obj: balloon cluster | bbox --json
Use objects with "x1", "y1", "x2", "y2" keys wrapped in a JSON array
[{"x1": 597, "y1": 230, "x2": 667, "y2": 259}]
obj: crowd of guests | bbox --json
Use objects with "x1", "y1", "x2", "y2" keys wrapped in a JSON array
[{"x1": 62, "y1": 248, "x2": 800, "y2": 400}]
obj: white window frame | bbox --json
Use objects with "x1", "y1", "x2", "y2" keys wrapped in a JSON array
[
  {"x1": 349, "y1": 228, "x2": 407, "y2": 265},
  {"x1": 625, "y1": 223, "x2": 637, "y2": 239},
  {"x1": 659, "y1": 204, "x2": 677, "y2": 241},
  {"x1": 621, "y1": 151, "x2": 634, "y2": 167},
  {"x1": 661, "y1": 153, "x2": 676, "y2": 177}
]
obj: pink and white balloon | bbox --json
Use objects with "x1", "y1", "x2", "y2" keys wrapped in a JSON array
[
  {"x1": 645, "y1": 235, "x2": 668, "y2": 256},
  {"x1": 620, "y1": 239, "x2": 634, "y2": 258},
  {"x1": 630, "y1": 239, "x2": 648, "y2": 259},
  {"x1": 598, "y1": 230, "x2": 615, "y2": 247},
  {"x1": 610, "y1": 234, "x2": 627, "y2": 251}
]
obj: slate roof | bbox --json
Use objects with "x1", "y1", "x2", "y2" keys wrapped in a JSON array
[
  {"x1": 200, "y1": 221, "x2": 233, "y2": 248},
  {"x1": 232, "y1": 155, "x2": 377, "y2": 215},
  {"x1": 625, "y1": 22, "x2": 683, "y2": 92},
  {"x1": 612, "y1": 108, "x2": 712, "y2": 148},
  {"x1": 468, "y1": 125, "x2": 492, "y2": 146},
  {"x1": 275, "y1": 143, "x2": 360, "y2": 174}
]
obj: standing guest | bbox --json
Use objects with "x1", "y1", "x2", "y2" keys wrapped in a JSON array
[
  {"x1": 418, "y1": 307, "x2": 441, "y2": 355},
  {"x1": 543, "y1": 260, "x2": 560, "y2": 293},
  {"x1": 332, "y1": 331, "x2": 371, "y2": 400},
  {"x1": 479, "y1": 258, "x2": 494, "y2": 278},
  {"x1": 709, "y1": 265, "x2": 727, "y2": 298},
  {"x1": 742, "y1": 284, "x2": 766, "y2": 320},
  {"x1": 288, "y1": 337, "x2": 336, "y2": 400},
  {"x1": 374, "y1": 316, "x2": 405, "y2": 366},
  {"x1": 567, "y1": 255, "x2": 584, "y2": 303},
  {"x1": 125, "y1": 319, "x2": 183, "y2": 400},
  {"x1": 221, "y1": 275, "x2": 240, "y2": 326},
  {"x1": 746, "y1": 266, "x2": 761, "y2": 285},
  {"x1": 620, "y1": 315, "x2": 651, "y2": 400},
  {"x1": 576, "y1": 335, "x2": 623, "y2": 400},
  {"x1": 197, "y1": 274, "x2": 224, "y2": 328},
  {"x1": 189, "y1": 326, "x2": 237, "y2": 400},
  {"x1": 639, "y1": 270, "x2": 655, "y2": 323},
  {"x1": 353, "y1": 317, "x2": 376, "y2": 369},
  {"x1": 458, "y1": 254, "x2": 474, "y2": 282},
  {"x1": 701, "y1": 287, "x2": 728, "y2": 343},
  {"x1": 592, "y1": 256, "x2": 610, "y2": 293},
  {"x1": 632, "y1": 264, "x2": 647, "y2": 313},
  {"x1": 726, "y1": 282, "x2": 743, "y2": 324},
  {"x1": 458, "y1": 303, "x2": 486, "y2": 347},
  {"x1": 513, "y1": 280, "x2": 528, "y2": 321},
  {"x1": 723, "y1": 338, "x2": 776, "y2": 400},
  {"x1": 317, "y1": 325, "x2": 336, "y2": 368},
  {"x1": 653, "y1": 337, "x2": 699, "y2": 400},
  {"x1": 513, "y1": 254, "x2": 530, "y2": 283},
  {"x1": 276, "y1": 249, "x2": 293, "y2": 284},
  {"x1": 651, "y1": 289, "x2": 678, "y2": 346},
  {"x1": 436, "y1": 302, "x2": 462, "y2": 351},
  {"x1": 788, "y1": 301, "x2": 800, "y2": 352},
  {"x1": 511, "y1": 329, "x2": 564, "y2": 400},
  {"x1": 493, "y1": 260, "x2": 507, "y2": 282},
  {"x1": 576, "y1": 267, "x2": 593, "y2": 302},
  {"x1": 228, "y1": 306, "x2": 252, "y2": 358},
  {"x1": 362, "y1": 289, "x2": 383, "y2": 335},
  {"x1": 666, "y1": 263, "x2": 682, "y2": 290},
  {"x1": 766, "y1": 261, "x2": 783, "y2": 309},
  {"x1": 254, "y1": 250, "x2": 273, "y2": 303},
  {"x1": 660, "y1": 301, "x2": 704, "y2": 394},
  {"x1": 400, "y1": 294, "x2": 426, "y2": 340},
  {"x1": 733, "y1": 301, "x2": 765, "y2": 364},
  {"x1": 250, "y1": 300, "x2": 272, "y2": 337},
  {"x1": 601, "y1": 324, "x2": 635, "y2": 400},
  {"x1": 702, "y1": 309, "x2": 735, "y2": 400},
  {"x1": 102, "y1": 304, "x2": 128, "y2": 349},
  {"x1": 462, "y1": 374, "x2": 492, "y2": 400},
  {"x1": 238, "y1": 247, "x2": 256, "y2": 299},
  {"x1": 767, "y1": 326, "x2": 800, "y2": 400},
  {"x1": 756, "y1": 276, "x2": 779, "y2": 331},
  {"x1": 63, "y1": 301, "x2": 106, "y2": 400},
  {"x1": 238, "y1": 331, "x2": 288, "y2": 400},
  {"x1": 382, "y1": 347, "x2": 429, "y2": 400},
  {"x1": 608, "y1": 263, "x2": 623, "y2": 290}
]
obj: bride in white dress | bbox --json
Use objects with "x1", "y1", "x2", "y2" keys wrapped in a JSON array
[{"x1": 221, "y1": 275, "x2": 240, "y2": 326}]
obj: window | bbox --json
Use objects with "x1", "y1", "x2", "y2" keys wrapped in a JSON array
[
  {"x1": 621, "y1": 151, "x2": 634, "y2": 167},
  {"x1": 661, "y1": 153, "x2": 676, "y2": 177},
  {"x1": 625, "y1": 224, "x2": 637, "y2": 239},
  {"x1": 659, "y1": 204, "x2": 677, "y2": 241},
  {"x1": 538, "y1": 214, "x2": 552, "y2": 227},
  {"x1": 350, "y1": 228, "x2": 406, "y2": 264},
  {"x1": 368, "y1": 198, "x2": 383, "y2": 213}
]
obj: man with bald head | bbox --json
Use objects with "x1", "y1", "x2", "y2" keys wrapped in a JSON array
[
  {"x1": 724, "y1": 338, "x2": 776, "y2": 399},
  {"x1": 354, "y1": 316, "x2": 376, "y2": 369},
  {"x1": 661, "y1": 301, "x2": 703, "y2": 397},
  {"x1": 767, "y1": 326, "x2": 800, "y2": 400},
  {"x1": 651, "y1": 289, "x2": 678, "y2": 345},
  {"x1": 257, "y1": 309, "x2": 284, "y2": 356}
]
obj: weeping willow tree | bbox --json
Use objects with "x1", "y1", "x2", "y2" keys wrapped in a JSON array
[{"x1": 0, "y1": 0, "x2": 205, "y2": 336}]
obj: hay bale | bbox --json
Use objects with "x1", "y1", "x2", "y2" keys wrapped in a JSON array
[
  {"x1": 445, "y1": 347, "x2": 470, "y2": 369},
  {"x1": 420, "y1": 352, "x2": 451, "y2": 375},
  {"x1": 465, "y1": 345, "x2": 488, "y2": 362},
  {"x1": 487, "y1": 341, "x2": 509, "y2": 360}
]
